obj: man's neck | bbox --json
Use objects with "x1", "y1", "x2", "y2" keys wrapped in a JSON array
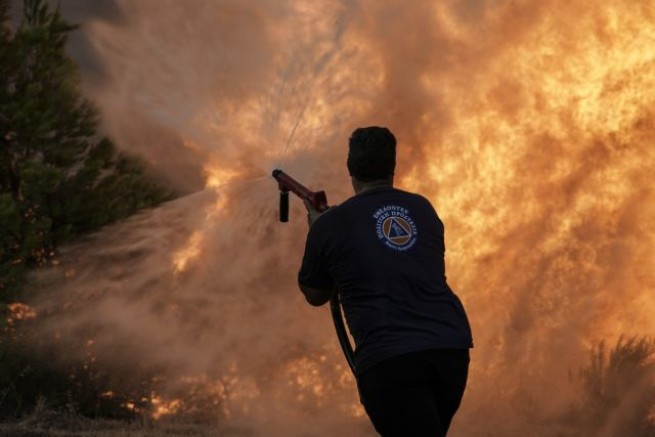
[{"x1": 352, "y1": 177, "x2": 394, "y2": 195}]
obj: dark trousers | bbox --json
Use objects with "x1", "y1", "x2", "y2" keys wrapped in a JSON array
[{"x1": 357, "y1": 348, "x2": 470, "y2": 437}]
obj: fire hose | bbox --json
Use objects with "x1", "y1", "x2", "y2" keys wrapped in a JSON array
[{"x1": 272, "y1": 169, "x2": 356, "y2": 375}]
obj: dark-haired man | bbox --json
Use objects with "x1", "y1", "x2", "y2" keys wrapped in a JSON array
[{"x1": 298, "y1": 126, "x2": 473, "y2": 436}]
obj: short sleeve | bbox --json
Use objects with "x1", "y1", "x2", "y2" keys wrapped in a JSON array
[{"x1": 298, "y1": 216, "x2": 334, "y2": 289}]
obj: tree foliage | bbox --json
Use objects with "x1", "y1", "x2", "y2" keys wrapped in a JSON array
[
  {"x1": 0, "y1": 0, "x2": 175, "y2": 420},
  {"x1": 564, "y1": 336, "x2": 655, "y2": 437},
  {"x1": 0, "y1": 0, "x2": 173, "y2": 300}
]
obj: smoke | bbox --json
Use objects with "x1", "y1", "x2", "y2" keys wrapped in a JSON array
[{"x1": 21, "y1": 0, "x2": 655, "y2": 435}]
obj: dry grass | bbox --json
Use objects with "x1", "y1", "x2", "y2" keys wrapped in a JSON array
[
  {"x1": 0, "y1": 422, "x2": 252, "y2": 437},
  {"x1": 0, "y1": 405, "x2": 253, "y2": 437}
]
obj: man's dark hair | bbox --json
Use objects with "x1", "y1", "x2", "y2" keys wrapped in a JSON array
[{"x1": 347, "y1": 126, "x2": 396, "y2": 182}]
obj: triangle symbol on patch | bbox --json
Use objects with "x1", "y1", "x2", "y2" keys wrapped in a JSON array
[{"x1": 389, "y1": 218, "x2": 410, "y2": 238}]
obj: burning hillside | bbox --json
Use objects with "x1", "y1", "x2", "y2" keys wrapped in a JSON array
[{"x1": 11, "y1": 0, "x2": 655, "y2": 435}]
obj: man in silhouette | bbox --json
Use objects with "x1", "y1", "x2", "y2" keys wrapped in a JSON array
[{"x1": 298, "y1": 126, "x2": 473, "y2": 436}]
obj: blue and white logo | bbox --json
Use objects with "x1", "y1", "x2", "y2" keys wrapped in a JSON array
[{"x1": 373, "y1": 205, "x2": 418, "y2": 251}]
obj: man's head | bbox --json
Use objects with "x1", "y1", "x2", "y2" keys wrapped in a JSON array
[{"x1": 347, "y1": 126, "x2": 396, "y2": 183}]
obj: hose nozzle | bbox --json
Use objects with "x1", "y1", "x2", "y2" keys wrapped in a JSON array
[{"x1": 272, "y1": 169, "x2": 328, "y2": 222}]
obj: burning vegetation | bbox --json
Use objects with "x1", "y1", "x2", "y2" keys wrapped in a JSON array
[{"x1": 1, "y1": 0, "x2": 654, "y2": 435}]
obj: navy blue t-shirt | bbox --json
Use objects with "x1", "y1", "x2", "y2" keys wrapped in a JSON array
[{"x1": 299, "y1": 187, "x2": 473, "y2": 375}]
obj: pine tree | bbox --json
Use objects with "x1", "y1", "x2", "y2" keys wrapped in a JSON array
[
  {"x1": 0, "y1": 0, "x2": 173, "y2": 300},
  {"x1": 0, "y1": 0, "x2": 173, "y2": 419}
]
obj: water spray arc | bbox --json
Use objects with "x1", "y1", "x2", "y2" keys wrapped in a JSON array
[{"x1": 272, "y1": 169, "x2": 356, "y2": 374}]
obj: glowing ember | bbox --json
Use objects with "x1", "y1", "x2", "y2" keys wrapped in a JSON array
[
  {"x1": 6, "y1": 302, "x2": 37, "y2": 321},
  {"x1": 150, "y1": 395, "x2": 183, "y2": 420},
  {"x1": 5, "y1": 303, "x2": 37, "y2": 332}
]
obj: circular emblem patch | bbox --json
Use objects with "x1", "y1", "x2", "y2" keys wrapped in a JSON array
[{"x1": 373, "y1": 205, "x2": 418, "y2": 251}]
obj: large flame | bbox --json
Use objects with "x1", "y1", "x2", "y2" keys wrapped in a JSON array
[{"x1": 24, "y1": 0, "x2": 655, "y2": 435}]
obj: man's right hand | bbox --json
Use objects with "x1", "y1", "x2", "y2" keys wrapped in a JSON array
[{"x1": 304, "y1": 200, "x2": 327, "y2": 227}]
